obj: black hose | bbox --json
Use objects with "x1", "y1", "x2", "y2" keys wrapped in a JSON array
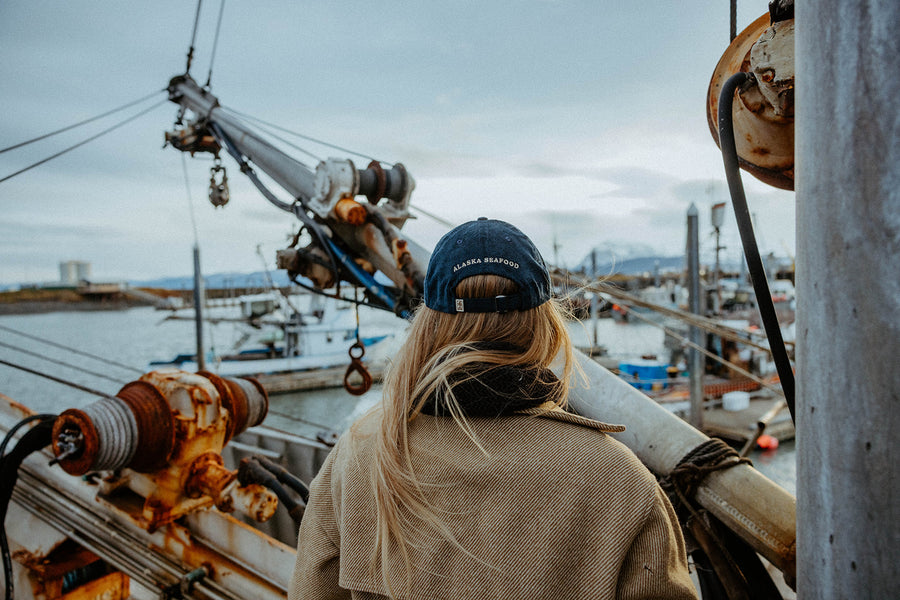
[
  {"x1": 1, "y1": 415, "x2": 57, "y2": 600},
  {"x1": 717, "y1": 72, "x2": 796, "y2": 422},
  {"x1": 253, "y1": 455, "x2": 310, "y2": 503}
]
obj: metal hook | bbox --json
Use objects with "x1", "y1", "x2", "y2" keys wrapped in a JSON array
[
  {"x1": 343, "y1": 341, "x2": 372, "y2": 396},
  {"x1": 208, "y1": 158, "x2": 229, "y2": 207}
]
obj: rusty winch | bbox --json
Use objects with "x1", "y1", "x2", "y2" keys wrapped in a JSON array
[{"x1": 50, "y1": 369, "x2": 276, "y2": 531}]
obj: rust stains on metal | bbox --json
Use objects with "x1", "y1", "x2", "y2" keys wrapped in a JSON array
[
  {"x1": 232, "y1": 483, "x2": 279, "y2": 522},
  {"x1": 157, "y1": 520, "x2": 286, "y2": 596},
  {"x1": 185, "y1": 452, "x2": 237, "y2": 512},
  {"x1": 115, "y1": 380, "x2": 176, "y2": 473},
  {"x1": 335, "y1": 197, "x2": 367, "y2": 225},
  {"x1": 47, "y1": 369, "x2": 279, "y2": 533},
  {"x1": 364, "y1": 160, "x2": 387, "y2": 204},
  {"x1": 706, "y1": 13, "x2": 795, "y2": 191},
  {"x1": 51, "y1": 409, "x2": 99, "y2": 476},
  {"x1": 1, "y1": 395, "x2": 35, "y2": 417},
  {"x1": 199, "y1": 370, "x2": 242, "y2": 440}
]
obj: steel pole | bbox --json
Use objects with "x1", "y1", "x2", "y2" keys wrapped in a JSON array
[
  {"x1": 687, "y1": 203, "x2": 704, "y2": 429},
  {"x1": 795, "y1": 1, "x2": 900, "y2": 596},
  {"x1": 193, "y1": 245, "x2": 206, "y2": 372}
]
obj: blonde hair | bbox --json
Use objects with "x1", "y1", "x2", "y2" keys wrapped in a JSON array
[{"x1": 367, "y1": 274, "x2": 575, "y2": 596}]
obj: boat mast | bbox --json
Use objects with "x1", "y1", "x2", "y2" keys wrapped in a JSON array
[{"x1": 796, "y1": 1, "x2": 900, "y2": 595}]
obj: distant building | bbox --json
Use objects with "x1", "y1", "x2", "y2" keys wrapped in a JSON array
[{"x1": 60, "y1": 260, "x2": 91, "y2": 284}]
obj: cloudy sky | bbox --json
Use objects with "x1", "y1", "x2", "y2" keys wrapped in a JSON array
[{"x1": 0, "y1": 1, "x2": 794, "y2": 286}]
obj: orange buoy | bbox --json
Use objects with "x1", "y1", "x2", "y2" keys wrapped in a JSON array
[{"x1": 757, "y1": 434, "x2": 780, "y2": 450}]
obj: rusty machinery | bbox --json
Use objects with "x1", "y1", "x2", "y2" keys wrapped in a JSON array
[
  {"x1": 165, "y1": 75, "x2": 429, "y2": 321},
  {"x1": 50, "y1": 369, "x2": 275, "y2": 532}
]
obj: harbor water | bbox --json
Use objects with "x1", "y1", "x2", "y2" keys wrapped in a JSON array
[{"x1": 0, "y1": 306, "x2": 795, "y2": 494}]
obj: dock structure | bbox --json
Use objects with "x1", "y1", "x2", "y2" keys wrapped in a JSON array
[{"x1": 254, "y1": 363, "x2": 387, "y2": 395}]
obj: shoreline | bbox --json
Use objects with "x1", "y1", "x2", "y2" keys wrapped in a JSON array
[{"x1": 0, "y1": 299, "x2": 154, "y2": 316}]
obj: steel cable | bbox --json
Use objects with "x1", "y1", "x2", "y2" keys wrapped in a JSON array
[
  {"x1": 0, "y1": 359, "x2": 116, "y2": 399},
  {"x1": 80, "y1": 397, "x2": 138, "y2": 470},
  {"x1": 0, "y1": 340, "x2": 130, "y2": 386},
  {"x1": 0, "y1": 323, "x2": 143, "y2": 373},
  {"x1": 0, "y1": 98, "x2": 169, "y2": 184},
  {"x1": 220, "y1": 105, "x2": 389, "y2": 165},
  {"x1": 0, "y1": 89, "x2": 165, "y2": 155},
  {"x1": 185, "y1": 0, "x2": 203, "y2": 74},
  {"x1": 203, "y1": 0, "x2": 226, "y2": 89}
]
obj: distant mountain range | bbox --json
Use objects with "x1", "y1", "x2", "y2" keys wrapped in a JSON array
[
  {"x1": 126, "y1": 256, "x2": 691, "y2": 291},
  {"x1": 571, "y1": 254, "x2": 686, "y2": 277},
  {"x1": 129, "y1": 253, "x2": 748, "y2": 290}
]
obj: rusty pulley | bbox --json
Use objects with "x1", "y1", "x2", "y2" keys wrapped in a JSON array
[
  {"x1": 707, "y1": 12, "x2": 795, "y2": 190},
  {"x1": 208, "y1": 158, "x2": 230, "y2": 207},
  {"x1": 343, "y1": 341, "x2": 373, "y2": 396}
]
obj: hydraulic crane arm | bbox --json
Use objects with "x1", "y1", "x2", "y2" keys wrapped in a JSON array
[{"x1": 165, "y1": 74, "x2": 429, "y2": 316}]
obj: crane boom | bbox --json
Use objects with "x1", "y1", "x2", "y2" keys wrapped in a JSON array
[{"x1": 165, "y1": 74, "x2": 428, "y2": 316}]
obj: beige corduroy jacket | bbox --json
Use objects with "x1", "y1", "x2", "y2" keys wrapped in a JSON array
[{"x1": 289, "y1": 407, "x2": 698, "y2": 600}]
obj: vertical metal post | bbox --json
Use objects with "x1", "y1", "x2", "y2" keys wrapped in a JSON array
[
  {"x1": 729, "y1": 0, "x2": 737, "y2": 41},
  {"x1": 796, "y1": 1, "x2": 899, "y2": 596},
  {"x1": 686, "y1": 204, "x2": 704, "y2": 429},
  {"x1": 192, "y1": 245, "x2": 206, "y2": 372},
  {"x1": 590, "y1": 249, "x2": 598, "y2": 347}
]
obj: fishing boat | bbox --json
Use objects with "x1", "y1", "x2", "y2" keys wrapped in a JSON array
[
  {"x1": 150, "y1": 292, "x2": 395, "y2": 392},
  {"x1": 2, "y1": 2, "x2": 897, "y2": 599}
]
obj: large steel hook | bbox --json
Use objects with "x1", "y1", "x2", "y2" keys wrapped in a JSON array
[{"x1": 343, "y1": 341, "x2": 373, "y2": 396}]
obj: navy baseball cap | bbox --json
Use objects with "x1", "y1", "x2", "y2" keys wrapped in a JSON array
[{"x1": 424, "y1": 218, "x2": 552, "y2": 313}]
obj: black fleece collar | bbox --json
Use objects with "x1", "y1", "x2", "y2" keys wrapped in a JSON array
[{"x1": 419, "y1": 363, "x2": 560, "y2": 418}]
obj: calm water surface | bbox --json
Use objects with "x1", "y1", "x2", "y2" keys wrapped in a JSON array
[{"x1": 0, "y1": 306, "x2": 795, "y2": 492}]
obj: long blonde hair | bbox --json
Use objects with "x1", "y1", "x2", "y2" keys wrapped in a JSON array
[{"x1": 368, "y1": 274, "x2": 575, "y2": 595}]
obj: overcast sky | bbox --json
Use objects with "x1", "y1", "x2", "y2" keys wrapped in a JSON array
[{"x1": 0, "y1": 1, "x2": 794, "y2": 286}]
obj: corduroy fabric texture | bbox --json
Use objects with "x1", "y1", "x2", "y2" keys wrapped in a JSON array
[{"x1": 289, "y1": 409, "x2": 698, "y2": 600}]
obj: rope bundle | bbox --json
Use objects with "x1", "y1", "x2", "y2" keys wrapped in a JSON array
[{"x1": 660, "y1": 437, "x2": 751, "y2": 517}]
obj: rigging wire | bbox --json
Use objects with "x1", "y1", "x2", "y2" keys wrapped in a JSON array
[
  {"x1": 265, "y1": 409, "x2": 336, "y2": 433},
  {"x1": 0, "y1": 98, "x2": 169, "y2": 184},
  {"x1": 181, "y1": 153, "x2": 201, "y2": 249},
  {"x1": 0, "y1": 359, "x2": 118, "y2": 400},
  {"x1": 185, "y1": 0, "x2": 204, "y2": 74},
  {"x1": 0, "y1": 324, "x2": 143, "y2": 374},
  {"x1": 409, "y1": 203, "x2": 456, "y2": 228},
  {"x1": 180, "y1": 153, "x2": 215, "y2": 369},
  {"x1": 287, "y1": 276, "x2": 393, "y2": 313},
  {"x1": 0, "y1": 341, "x2": 129, "y2": 386},
  {"x1": 204, "y1": 0, "x2": 227, "y2": 89},
  {"x1": 221, "y1": 106, "x2": 390, "y2": 166},
  {"x1": 236, "y1": 115, "x2": 323, "y2": 164},
  {"x1": 559, "y1": 272, "x2": 784, "y2": 355},
  {"x1": 0, "y1": 89, "x2": 165, "y2": 156}
]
